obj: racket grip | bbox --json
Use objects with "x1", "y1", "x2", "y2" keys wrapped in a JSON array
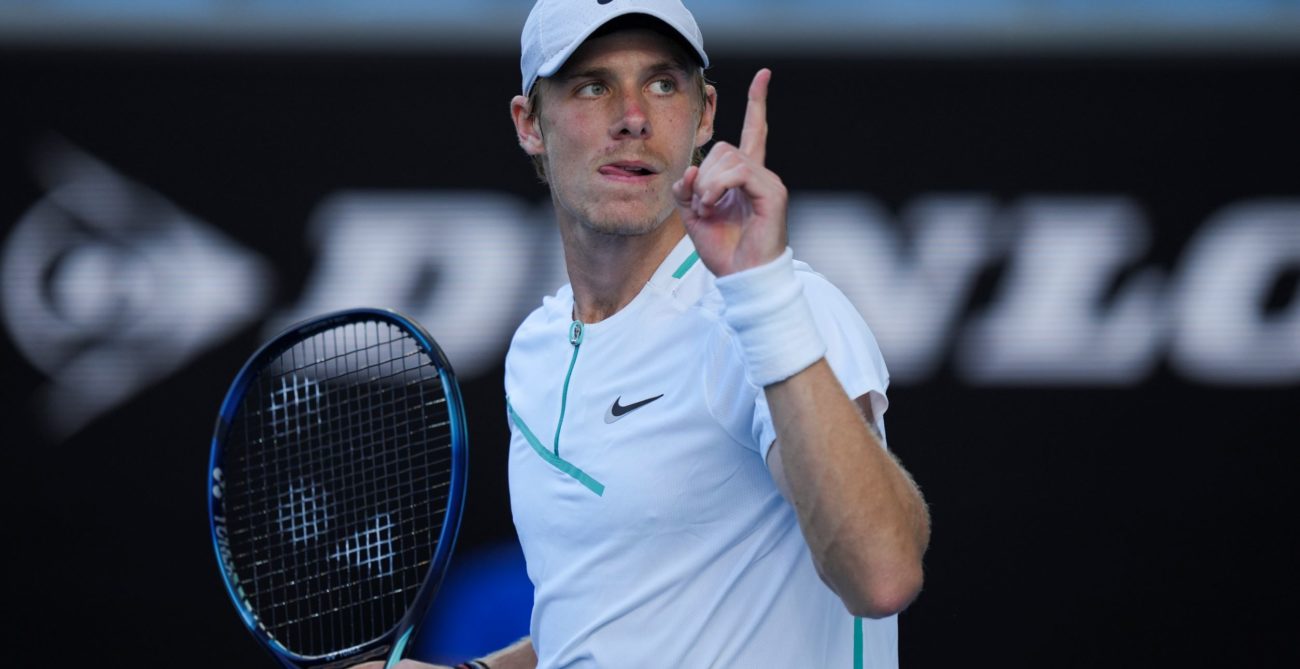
[{"x1": 382, "y1": 626, "x2": 416, "y2": 669}]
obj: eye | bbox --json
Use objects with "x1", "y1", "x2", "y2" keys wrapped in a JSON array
[
  {"x1": 577, "y1": 82, "x2": 607, "y2": 97},
  {"x1": 649, "y1": 78, "x2": 677, "y2": 95}
]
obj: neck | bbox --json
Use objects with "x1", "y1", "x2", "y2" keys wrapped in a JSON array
[{"x1": 559, "y1": 211, "x2": 686, "y2": 324}]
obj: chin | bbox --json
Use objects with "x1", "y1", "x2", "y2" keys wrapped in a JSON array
[
  {"x1": 581, "y1": 204, "x2": 673, "y2": 237},
  {"x1": 584, "y1": 218, "x2": 659, "y2": 237}
]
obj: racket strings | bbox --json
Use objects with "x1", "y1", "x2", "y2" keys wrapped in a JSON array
[
  {"x1": 227, "y1": 406, "x2": 451, "y2": 565},
  {"x1": 221, "y1": 320, "x2": 454, "y2": 657},
  {"x1": 226, "y1": 417, "x2": 451, "y2": 503},
  {"x1": 225, "y1": 484, "x2": 452, "y2": 590},
  {"x1": 225, "y1": 459, "x2": 453, "y2": 534},
  {"x1": 270, "y1": 339, "x2": 429, "y2": 378},
  {"x1": 224, "y1": 409, "x2": 453, "y2": 515},
  {"x1": 248, "y1": 351, "x2": 437, "y2": 437},
  {"x1": 226, "y1": 495, "x2": 451, "y2": 600}
]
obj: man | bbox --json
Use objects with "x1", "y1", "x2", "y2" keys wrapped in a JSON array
[{"x1": 372, "y1": 0, "x2": 929, "y2": 666}]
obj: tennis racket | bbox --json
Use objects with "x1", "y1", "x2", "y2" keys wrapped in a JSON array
[{"x1": 208, "y1": 308, "x2": 468, "y2": 668}]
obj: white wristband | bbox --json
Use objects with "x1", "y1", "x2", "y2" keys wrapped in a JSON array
[{"x1": 714, "y1": 247, "x2": 827, "y2": 387}]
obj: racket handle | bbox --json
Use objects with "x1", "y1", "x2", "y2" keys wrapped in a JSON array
[{"x1": 382, "y1": 626, "x2": 416, "y2": 669}]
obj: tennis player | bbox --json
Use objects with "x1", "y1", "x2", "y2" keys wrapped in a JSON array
[{"x1": 365, "y1": 1, "x2": 929, "y2": 667}]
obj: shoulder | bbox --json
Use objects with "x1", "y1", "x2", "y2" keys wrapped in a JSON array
[
  {"x1": 682, "y1": 255, "x2": 857, "y2": 316},
  {"x1": 524, "y1": 284, "x2": 572, "y2": 329},
  {"x1": 793, "y1": 257, "x2": 892, "y2": 400},
  {"x1": 506, "y1": 284, "x2": 571, "y2": 365},
  {"x1": 651, "y1": 254, "x2": 727, "y2": 321},
  {"x1": 792, "y1": 259, "x2": 857, "y2": 312}
]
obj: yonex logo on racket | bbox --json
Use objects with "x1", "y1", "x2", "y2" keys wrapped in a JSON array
[
  {"x1": 332, "y1": 513, "x2": 397, "y2": 576},
  {"x1": 268, "y1": 374, "x2": 323, "y2": 439},
  {"x1": 278, "y1": 479, "x2": 328, "y2": 544}
]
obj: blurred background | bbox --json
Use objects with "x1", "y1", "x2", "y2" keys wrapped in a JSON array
[{"x1": 2, "y1": 0, "x2": 1298, "y2": 666}]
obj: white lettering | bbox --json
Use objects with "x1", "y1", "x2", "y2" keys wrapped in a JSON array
[
  {"x1": 6, "y1": 173, "x2": 1298, "y2": 438},
  {"x1": 791, "y1": 194, "x2": 998, "y2": 382},
  {"x1": 957, "y1": 198, "x2": 1165, "y2": 384},
  {"x1": 1171, "y1": 200, "x2": 1300, "y2": 384}
]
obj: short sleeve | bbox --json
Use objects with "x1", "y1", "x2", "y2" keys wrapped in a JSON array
[{"x1": 751, "y1": 268, "x2": 891, "y2": 463}]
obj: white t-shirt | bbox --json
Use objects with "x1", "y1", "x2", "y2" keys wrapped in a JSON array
[{"x1": 504, "y1": 235, "x2": 896, "y2": 668}]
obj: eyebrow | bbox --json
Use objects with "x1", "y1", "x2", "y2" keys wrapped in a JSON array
[{"x1": 557, "y1": 60, "x2": 692, "y2": 83}]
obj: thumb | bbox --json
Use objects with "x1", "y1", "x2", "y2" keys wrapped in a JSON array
[{"x1": 673, "y1": 165, "x2": 699, "y2": 211}]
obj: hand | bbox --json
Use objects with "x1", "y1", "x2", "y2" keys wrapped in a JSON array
[{"x1": 673, "y1": 68, "x2": 788, "y2": 277}]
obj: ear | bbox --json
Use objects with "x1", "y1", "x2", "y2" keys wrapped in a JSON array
[
  {"x1": 695, "y1": 83, "x2": 718, "y2": 148},
  {"x1": 511, "y1": 94, "x2": 546, "y2": 156}
]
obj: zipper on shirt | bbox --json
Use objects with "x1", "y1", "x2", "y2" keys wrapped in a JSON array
[{"x1": 554, "y1": 320, "x2": 584, "y2": 458}]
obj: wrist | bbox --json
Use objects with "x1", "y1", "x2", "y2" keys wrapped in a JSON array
[{"x1": 714, "y1": 247, "x2": 826, "y2": 387}]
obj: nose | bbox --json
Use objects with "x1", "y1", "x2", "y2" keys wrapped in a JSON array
[{"x1": 611, "y1": 89, "x2": 651, "y2": 139}]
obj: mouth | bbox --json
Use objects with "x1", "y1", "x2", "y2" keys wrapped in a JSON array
[{"x1": 598, "y1": 161, "x2": 660, "y2": 180}]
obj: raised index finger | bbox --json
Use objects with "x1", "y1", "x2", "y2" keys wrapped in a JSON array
[{"x1": 739, "y1": 68, "x2": 772, "y2": 165}]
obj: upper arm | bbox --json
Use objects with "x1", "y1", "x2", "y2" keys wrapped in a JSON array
[
  {"x1": 750, "y1": 269, "x2": 889, "y2": 492},
  {"x1": 766, "y1": 392, "x2": 878, "y2": 501}
]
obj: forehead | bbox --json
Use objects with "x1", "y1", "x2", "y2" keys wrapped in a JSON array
[{"x1": 557, "y1": 27, "x2": 695, "y2": 78}]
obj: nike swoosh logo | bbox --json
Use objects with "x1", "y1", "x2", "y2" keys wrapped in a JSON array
[{"x1": 604, "y1": 394, "x2": 664, "y2": 423}]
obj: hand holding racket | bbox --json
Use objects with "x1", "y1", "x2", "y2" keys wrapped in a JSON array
[{"x1": 208, "y1": 308, "x2": 468, "y2": 668}]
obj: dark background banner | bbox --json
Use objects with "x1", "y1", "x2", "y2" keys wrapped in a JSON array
[{"x1": 2, "y1": 48, "x2": 1297, "y2": 666}]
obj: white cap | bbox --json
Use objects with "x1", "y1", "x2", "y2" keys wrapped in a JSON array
[{"x1": 520, "y1": 0, "x2": 709, "y2": 95}]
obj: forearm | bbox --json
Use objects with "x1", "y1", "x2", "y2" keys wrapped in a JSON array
[
  {"x1": 477, "y1": 637, "x2": 536, "y2": 669},
  {"x1": 766, "y1": 359, "x2": 930, "y2": 618},
  {"x1": 356, "y1": 638, "x2": 534, "y2": 669}
]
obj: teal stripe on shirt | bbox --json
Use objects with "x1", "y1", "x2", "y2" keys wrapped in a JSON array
[{"x1": 508, "y1": 400, "x2": 605, "y2": 496}]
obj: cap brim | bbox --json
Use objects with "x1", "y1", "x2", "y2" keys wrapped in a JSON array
[{"x1": 532, "y1": 8, "x2": 708, "y2": 90}]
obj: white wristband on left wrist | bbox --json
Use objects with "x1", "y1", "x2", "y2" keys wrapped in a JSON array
[{"x1": 714, "y1": 247, "x2": 827, "y2": 387}]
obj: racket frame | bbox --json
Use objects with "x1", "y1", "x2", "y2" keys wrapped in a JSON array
[{"x1": 207, "y1": 308, "x2": 468, "y2": 668}]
